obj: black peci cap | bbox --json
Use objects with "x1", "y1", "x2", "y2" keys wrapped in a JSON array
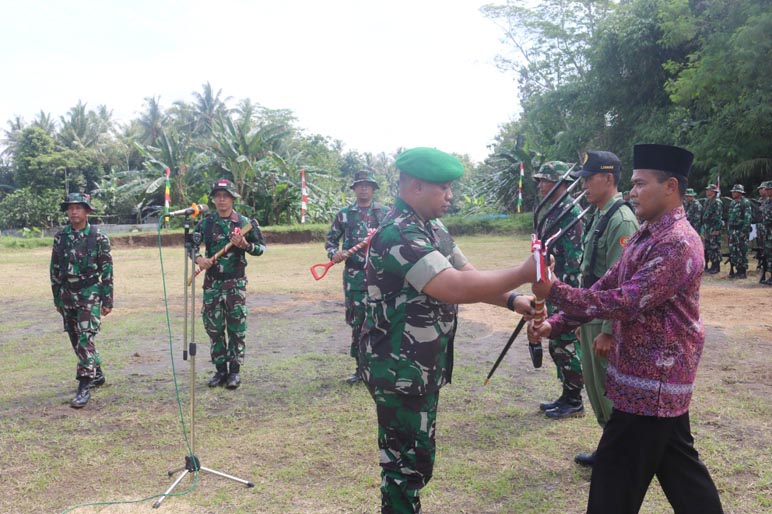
[{"x1": 633, "y1": 144, "x2": 694, "y2": 177}]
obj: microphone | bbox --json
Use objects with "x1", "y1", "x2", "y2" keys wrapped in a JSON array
[{"x1": 164, "y1": 203, "x2": 209, "y2": 218}]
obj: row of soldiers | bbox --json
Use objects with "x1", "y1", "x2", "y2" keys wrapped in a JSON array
[{"x1": 682, "y1": 181, "x2": 772, "y2": 283}]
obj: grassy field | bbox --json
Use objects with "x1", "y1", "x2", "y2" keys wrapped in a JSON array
[{"x1": 0, "y1": 235, "x2": 770, "y2": 513}]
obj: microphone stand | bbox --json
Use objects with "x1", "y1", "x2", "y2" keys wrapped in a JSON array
[{"x1": 153, "y1": 213, "x2": 254, "y2": 509}]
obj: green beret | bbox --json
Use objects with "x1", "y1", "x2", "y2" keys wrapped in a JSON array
[{"x1": 395, "y1": 147, "x2": 464, "y2": 183}]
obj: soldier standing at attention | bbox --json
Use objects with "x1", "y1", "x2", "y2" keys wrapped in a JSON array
[
  {"x1": 684, "y1": 188, "x2": 703, "y2": 234},
  {"x1": 530, "y1": 144, "x2": 724, "y2": 514},
  {"x1": 568, "y1": 151, "x2": 639, "y2": 467},
  {"x1": 701, "y1": 184, "x2": 723, "y2": 274},
  {"x1": 757, "y1": 181, "x2": 772, "y2": 285},
  {"x1": 532, "y1": 161, "x2": 585, "y2": 419},
  {"x1": 325, "y1": 170, "x2": 390, "y2": 383},
  {"x1": 359, "y1": 147, "x2": 535, "y2": 513},
  {"x1": 50, "y1": 193, "x2": 113, "y2": 409},
  {"x1": 194, "y1": 179, "x2": 265, "y2": 389},
  {"x1": 727, "y1": 184, "x2": 752, "y2": 279}
]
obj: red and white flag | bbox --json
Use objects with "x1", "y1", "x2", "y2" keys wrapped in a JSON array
[{"x1": 301, "y1": 168, "x2": 308, "y2": 223}]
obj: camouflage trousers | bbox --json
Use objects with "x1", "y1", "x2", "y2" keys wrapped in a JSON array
[
  {"x1": 202, "y1": 279, "x2": 247, "y2": 366},
  {"x1": 548, "y1": 333, "x2": 584, "y2": 392},
  {"x1": 345, "y1": 288, "x2": 366, "y2": 359},
  {"x1": 728, "y1": 230, "x2": 749, "y2": 271},
  {"x1": 369, "y1": 386, "x2": 439, "y2": 514},
  {"x1": 704, "y1": 232, "x2": 722, "y2": 266},
  {"x1": 61, "y1": 303, "x2": 103, "y2": 379}
]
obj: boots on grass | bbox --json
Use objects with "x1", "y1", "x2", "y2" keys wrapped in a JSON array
[
  {"x1": 539, "y1": 389, "x2": 567, "y2": 412},
  {"x1": 208, "y1": 363, "x2": 228, "y2": 387},
  {"x1": 71, "y1": 377, "x2": 93, "y2": 408},
  {"x1": 345, "y1": 368, "x2": 363, "y2": 384},
  {"x1": 226, "y1": 362, "x2": 241, "y2": 390},
  {"x1": 545, "y1": 388, "x2": 584, "y2": 419}
]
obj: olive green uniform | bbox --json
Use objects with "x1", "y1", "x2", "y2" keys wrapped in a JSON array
[{"x1": 579, "y1": 193, "x2": 639, "y2": 427}]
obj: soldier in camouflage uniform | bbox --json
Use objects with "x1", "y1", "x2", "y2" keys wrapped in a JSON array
[
  {"x1": 325, "y1": 171, "x2": 390, "y2": 383},
  {"x1": 359, "y1": 147, "x2": 534, "y2": 513},
  {"x1": 727, "y1": 184, "x2": 752, "y2": 279},
  {"x1": 702, "y1": 184, "x2": 723, "y2": 274},
  {"x1": 532, "y1": 161, "x2": 585, "y2": 419},
  {"x1": 194, "y1": 179, "x2": 266, "y2": 389},
  {"x1": 50, "y1": 193, "x2": 113, "y2": 408},
  {"x1": 757, "y1": 181, "x2": 772, "y2": 285},
  {"x1": 684, "y1": 188, "x2": 703, "y2": 234}
]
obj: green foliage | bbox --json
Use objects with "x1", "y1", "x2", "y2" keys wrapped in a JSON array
[
  {"x1": 0, "y1": 187, "x2": 63, "y2": 229},
  {"x1": 483, "y1": 0, "x2": 772, "y2": 192},
  {"x1": 443, "y1": 213, "x2": 533, "y2": 236},
  {"x1": 0, "y1": 234, "x2": 53, "y2": 249}
]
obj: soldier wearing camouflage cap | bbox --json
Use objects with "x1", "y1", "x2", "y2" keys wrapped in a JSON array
[
  {"x1": 728, "y1": 184, "x2": 751, "y2": 278},
  {"x1": 358, "y1": 147, "x2": 536, "y2": 513},
  {"x1": 701, "y1": 184, "x2": 724, "y2": 273},
  {"x1": 325, "y1": 170, "x2": 390, "y2": 383},
  {"x1": 50, "y1": 193, "x2": 113, "y2": 408},
  {"x1": 683, "y1": 188, "x2": 703, "y2": 234},
  {"x1": 193, "y1": 179, "x2": 265, "y2": 389},
  {"x1": 757, "y1": 181, "x2": 772, "y2": 284},
  {"x1": 532, "y1": 161, "x2": 586, "y2": 419}
]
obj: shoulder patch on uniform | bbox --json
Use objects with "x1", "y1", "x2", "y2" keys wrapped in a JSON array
[{"x1": 619, "y1": 236, "x2": 629, "y2": 247}]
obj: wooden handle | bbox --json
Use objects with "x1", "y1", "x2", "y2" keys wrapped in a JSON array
[{"x1": 188, "y1": 222, "x2": 254, "y2": 285}]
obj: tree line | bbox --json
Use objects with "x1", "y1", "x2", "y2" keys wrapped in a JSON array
[
  {"x1": 479, "y1": 0, "x2": 771, "y2": 206},
  {"x1": 2, "y1": 0, "x2": 770, "y2": 231}
]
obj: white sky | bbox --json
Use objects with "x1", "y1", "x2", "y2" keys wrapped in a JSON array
[{"x1": 0, "y1": 0, "x2": 520, "y2": 162}]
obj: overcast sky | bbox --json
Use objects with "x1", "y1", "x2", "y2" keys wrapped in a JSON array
[{"x1": 0, "y1": 0, "x2": 519, "y2": 162}]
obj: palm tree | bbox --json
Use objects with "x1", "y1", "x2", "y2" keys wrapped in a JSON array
[{"x1": 190, "y1": 82, "x2": 232, "y2": 138}]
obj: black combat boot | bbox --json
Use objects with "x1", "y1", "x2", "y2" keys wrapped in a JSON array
[
  {"x1": 546, "y1": 388, "x2": 584, "y2": 419},
  {"x1": 707, "y1": 261, "x2": 720, "y2": 274},
  {"x1": 345, "y1": 368, "x2": 363, "y2": 384},
  {"x1": 736, "y1": 268, "x2": 747, "y2": 279},
  {"x1": 226, "y1": 362, "x2": 241, "y2": 390},
  {"x1": 208, "y1": 363, "x2": 228, "y2": 387},
  {"x1": 574, "y1": 451, "x2": 596, "y2": 467},
  {"x1": 71, "y1": 377, "x2": 93, "y2": 408},
  {"x1": 539, "y1": 389, "x2": 567, "y2": 412},
  {"x1": 92, "y1": 366, "x2": 106, "y2": 387}
]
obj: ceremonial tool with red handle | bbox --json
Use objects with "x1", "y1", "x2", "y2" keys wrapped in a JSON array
[
  {"x1": 485, "y1": 163, "x2": 593, "y2": 383},
  {"x1": 310, "y1": 228, "x2": 376, "y2": 281},
  {"x1": 188, "y1": 222, "x2": 254, "y2": 286}
]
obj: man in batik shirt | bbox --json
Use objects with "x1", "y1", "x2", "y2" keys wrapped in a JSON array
[{"x1": 530, "y1": 144, "x2": 723, "y2": 514}]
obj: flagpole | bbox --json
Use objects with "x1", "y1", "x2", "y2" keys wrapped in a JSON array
[{"x1": 301, "y1": 168, "x2": 308, "y2": 224}]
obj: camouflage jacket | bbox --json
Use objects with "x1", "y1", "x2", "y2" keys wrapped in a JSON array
[
  {"x1": 763, "y1": 199, "x2": 772, "y2": 232},
  {"x1": 728, "y1": 197, "x2": 752, "y2": 233},
  {"x1": 684, "y1": 199, "x2": 703, "y2": 233},
  {"x1": 325, "y1": 201, "x2": 390, "y2": 291},
  {"x1": 701, "y1": 197, "x2": 723, "y2": 234},
  {"x1": 541, "y1": 195, "x2": 582, "y2": 287},
  {"x1": 193, "y1": 211, "x2": 265, "y2": 287},
  {"x1": 359, "y1": 198, "x2": 468, "y2": 395},
  {"x1": 50, "y1": 223, "x2": 113, "y2": 309}
]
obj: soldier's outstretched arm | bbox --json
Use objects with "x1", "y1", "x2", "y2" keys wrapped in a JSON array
[{"x1": 422, "y1": 259, "x2": 535, "y2": 305}]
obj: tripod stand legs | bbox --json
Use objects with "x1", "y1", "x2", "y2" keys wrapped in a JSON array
[{"x1": 152, "y1": 454, "x2": 255, "y2": 508}]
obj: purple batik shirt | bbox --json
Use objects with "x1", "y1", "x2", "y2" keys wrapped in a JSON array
[{"x1": 547, "y1": 206, "x2": 705, "y2": 417}]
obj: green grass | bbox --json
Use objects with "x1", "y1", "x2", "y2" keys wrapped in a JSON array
[{"x1": 0, "y1": 237, "x2": 769, "y2": 513}]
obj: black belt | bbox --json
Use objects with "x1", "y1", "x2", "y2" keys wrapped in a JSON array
[
  {"x1": 62, "y1": 276, "x2": 99, "y2": 290},
  {"x1": 207, "y1": 268, "x2": 245, "y2": 280}
]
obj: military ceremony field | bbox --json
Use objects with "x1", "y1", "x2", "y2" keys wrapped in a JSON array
[{"x1": 1, "y1": 235, "x2": 770, "y2": 514}]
